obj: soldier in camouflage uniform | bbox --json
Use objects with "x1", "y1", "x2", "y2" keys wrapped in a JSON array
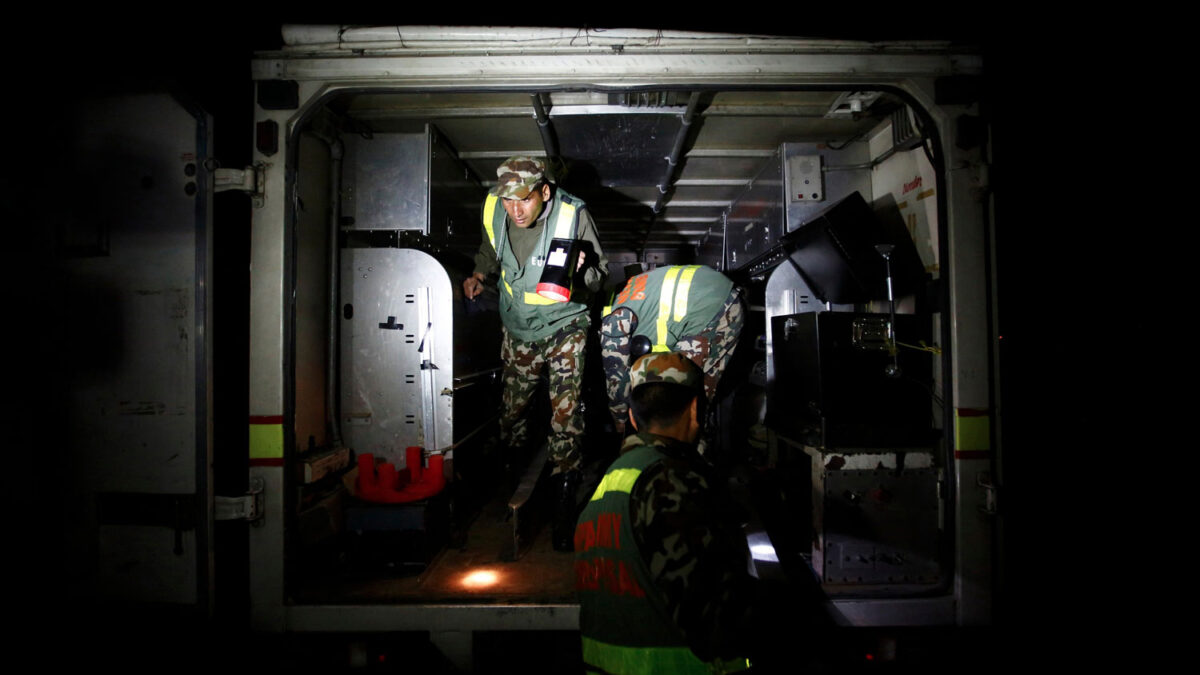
[
  {"x1": 463, "y1": 156, "x2": 607, "y2": 551},
  {"x1": 600, "y1": 264, "x2": 744, "y2": 437},
  {"x1": 574, "y1": 353, "x2": 755, "y2": 674}
]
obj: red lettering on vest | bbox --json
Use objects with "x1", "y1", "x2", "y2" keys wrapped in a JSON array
[
  {"x1": 576, "y1": 513, "x2": 623, "y2": 553},
  {"x1": 903, "y1": 175, "x2": 922, "y2": 194},
  {"x1": 575, "y1": 557, "x2": 646, "y2": 598},
  {"x1": 574, "y1": 520, "x2": 596, "y2": 552},
  {"x1": 574, "y1": 559, "x2": 599, "y2": 590}
]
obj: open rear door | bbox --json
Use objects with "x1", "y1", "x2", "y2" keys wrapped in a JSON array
[{"x1": 50, "y1": 91, "x2": 214, "y2": 616}]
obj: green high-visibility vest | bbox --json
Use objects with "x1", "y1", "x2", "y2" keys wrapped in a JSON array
[
  {"x1": 575, "y1": 440, "x2": 750, "y2": 675},
  {"x1": 607, "y1": 265, "x2": 735, "y2": 352},
  {"x1": 482, "y1": 188, "x2": 590, "y2": 341}
]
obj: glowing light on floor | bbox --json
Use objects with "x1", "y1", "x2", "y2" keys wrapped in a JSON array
[{"x1": 461, "y1": 569, "x2": 502, "y2": 589}]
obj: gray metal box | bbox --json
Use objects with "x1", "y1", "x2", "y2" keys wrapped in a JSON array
[{"x1": 342, "y1": 125, "x2": 482, "y2": 255}]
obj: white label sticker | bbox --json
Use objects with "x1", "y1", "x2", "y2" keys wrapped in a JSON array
[{"x1": 547, "y1": 247, "x2": 568, "y2": 268}]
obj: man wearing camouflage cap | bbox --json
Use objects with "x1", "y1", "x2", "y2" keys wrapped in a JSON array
[
  {"x1": 600, "y1": 264, "x2": 744, "y2": 438},
  {"x1": 463, "y1": 156, "x2": 608, "y2": 551},
  {"x1": 574, "y1": 353, "x2": 754, "y2": 674}
]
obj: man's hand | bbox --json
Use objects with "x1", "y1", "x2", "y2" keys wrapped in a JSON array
[
  {"x1": 576, "y1": 251, "x2": 586, "y2": 272},
  {"x1": 463, "y1": 272, "x2": 486, "y2": 300}
]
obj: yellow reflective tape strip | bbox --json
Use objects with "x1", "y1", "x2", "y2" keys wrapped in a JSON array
[
  {"x1": 955, "y1": 409, "x2": 991, "y2": 452},
  {"x1": 249, "y1": 422, "x2": 283, "y2": 460},
  {"x1": 581, "y1": 636, "x2": 743, "y2": 674},
  {"x1": 554, "y1": 201, "x2": 577, "y2": 238},
  {"x1": 523, "y1": 291, "x2": 557, "y2": 305},
  {"x1": 602, "y1": 305, "x2": 612, "y2": 316},
  {"x1": 589, "y1": 467, "x2": 642, "y2": 501},
  {"x1": 656, "y1": 266, "x2": 681, "y2": 350},
  {"x1": 501, "y1": 269, "x2": 513, "y2": 296},
  {"x1": 483, "y1": 194, "x2": 499, "y2": 249},
  {"x1": 672, "y1": 265, "x2": 699, "y2": 322}
]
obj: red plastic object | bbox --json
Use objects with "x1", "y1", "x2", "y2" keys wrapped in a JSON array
[
  {"x1": 535, "y1": 281, "x2": 570, "y2": 302},
  {"x1": 356, "y1": 450, "x2": 446, "y2": 504}
]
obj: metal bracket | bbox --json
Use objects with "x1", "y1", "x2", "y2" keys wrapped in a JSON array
[
  {"x1": 851, "y1": 316, "x2": 892, "y2": 351},
  {"x1": 976, "y1": 471, "x2": 998, "y2": 516},
  {"x1": 216, "y1": 476, "x2": 265, "y2": 524},
  {"x1": 213, "y1": 163, "x2": 267, "y2": 207}
]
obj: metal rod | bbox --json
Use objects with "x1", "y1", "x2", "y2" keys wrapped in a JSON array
[
  {"x1": 640, "y1": 91, "x2": 703, "y2": 258},
  {"x1": 326, "y1": 136, "x2": 345, "y2": 448},
  {"x1": 453, "y1": 367, "x2": 503, "y2": 384},
  {"x1": 530, "y1": 93, "x2": 558, "y2": 161}
]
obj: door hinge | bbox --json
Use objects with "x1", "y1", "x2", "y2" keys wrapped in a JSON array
[
  {"x1": 212, "y1": 162, "x2": 267, "y2": 207},
  {"x1": 215, "y1": 476, "x2": 265, "y2": 524}
]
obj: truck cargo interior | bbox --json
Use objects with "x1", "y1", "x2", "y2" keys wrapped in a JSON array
[
  {"x1": 20, "y1": 26, "x2": 1008, "y2": 673},
  {"x1": 283, "y1": 85, "x2": 951, "y2": 611}
]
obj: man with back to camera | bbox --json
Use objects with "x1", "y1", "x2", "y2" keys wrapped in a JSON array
[
  {"x1": 462, "y1": 156, "x2": 608, "y2": 551},
  {"x1": 573, "y1": 352, "x2": 756, "y2": 674},
  {"x1": 600, "y1": 264, "x2": 744, "y2": 441}
]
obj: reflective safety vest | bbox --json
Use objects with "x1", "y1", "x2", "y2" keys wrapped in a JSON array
[
  {"x1": 482, "y1": 188, "x2": 589, "y2": 341},
  {"x1": 607, "y1": 265, "x2": 735, "y2": 352},
  {"x1": 574, "y1": 439, "x2": 751, "y2": 675}
]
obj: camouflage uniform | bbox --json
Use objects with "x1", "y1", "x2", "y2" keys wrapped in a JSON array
[
  {"x1": 601, "y1": 265, "x2": 744, "y2": 429},
  {"x1": 575, "y1": 353, "x2": 754, "y2": 672},
  {"x1": 473, "y1": 156, "x2": 607, "y2": 475},
  {"x1": 500, "y1": 319, "x2": 587, "y2": 474},
  {"x1": 624, "y1": 432, "x2": 757, "y2": 662}
]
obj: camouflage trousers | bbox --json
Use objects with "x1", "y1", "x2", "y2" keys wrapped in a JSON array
[
  {"x1": 500, "y1": 322, "x2": 587, "y2": 474},
  {"x1": 601, "y1": 287, "x2": 745, "y2": 427}
]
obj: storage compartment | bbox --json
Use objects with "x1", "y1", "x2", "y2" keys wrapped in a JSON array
[{"x1": 769, "y1": 312, "x2": 937, "y2": 449}]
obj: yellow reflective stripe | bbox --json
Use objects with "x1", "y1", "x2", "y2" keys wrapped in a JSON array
[
  {"x1": 656, "y1": 266, "x2": 681, "y2": 351},
  {"x1": 589, "y1": 467, "x2": 642, "y2": 501},
  {"x1": 582, "y1": 637, "x2": 745, "y2": 675},
  {"x1": 249, "y1": 422, "x2": 283, "y2": 460},
  {"x1": 554, "y1": 201, "x2": 577, "y2": 238},
  {"x1": 483, "y1": 194, "x2": 499, "y2": 249},
  {"x1": 523, "y1": 291, "x2": 557, "y2": 305},
  {"x1": 601, "y1": 305, "x2": 612, "y2": 316},
  {"x1": 955, "y1": 409, "x2": 991, "y2": 451},
  {"x1": 672, "y1": 265, "x2": 699, "y2": 322}
]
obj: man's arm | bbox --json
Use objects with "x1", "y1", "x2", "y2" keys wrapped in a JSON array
[
  {"x1": 576, "y1": 208, "x2": 608, "y2": 292},
  {"x1": 464, "y1": 224, "x2": 500, "y2": 299}
]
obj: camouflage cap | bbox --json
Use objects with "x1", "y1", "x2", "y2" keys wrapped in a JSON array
[
  {"x1": 493, "y1": 156, "x2": 547, "y2": 198},
  {"x1": 629, "y1": 352, "x2": 704, "y2": 393}
]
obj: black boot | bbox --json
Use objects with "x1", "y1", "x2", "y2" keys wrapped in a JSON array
[{"x1": 552, "y1": 470, "x2": 582, "y2": 552}]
